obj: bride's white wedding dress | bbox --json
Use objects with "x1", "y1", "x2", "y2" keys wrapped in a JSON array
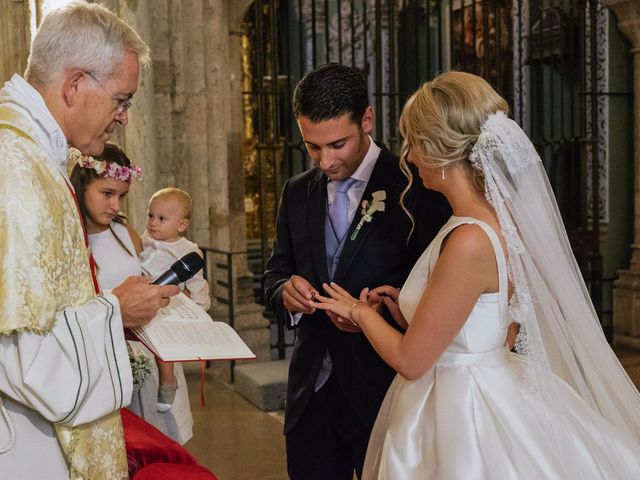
[{"x1": 363, "y1": 216, "x2": 640, "y2": 479}]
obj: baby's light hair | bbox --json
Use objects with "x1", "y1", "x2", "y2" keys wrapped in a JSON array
[{"x1": 150, "y1": 188, "x2": 193, "y2": 220}]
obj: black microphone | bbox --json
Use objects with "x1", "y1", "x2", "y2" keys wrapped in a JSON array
[{"x1": 151, "y1": 252, "x2": 205, "y2": 286}]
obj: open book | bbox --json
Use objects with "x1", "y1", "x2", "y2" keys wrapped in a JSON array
[{"x1": 132, "y1": 293, "x2": 256, "y2": 362}]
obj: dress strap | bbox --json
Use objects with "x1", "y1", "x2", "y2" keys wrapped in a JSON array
[{"x1": 428, "y1": 217, "x2": 509, "y2": 323}]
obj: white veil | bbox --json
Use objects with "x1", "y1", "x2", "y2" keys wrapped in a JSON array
[{"x1": 471, "y1": 111, "x2": 640, "y2": 474}]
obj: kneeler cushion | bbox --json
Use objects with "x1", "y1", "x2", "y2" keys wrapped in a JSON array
[
  {"x1": 121, "y1": 408, "x2": 208, "y2": 477},
  {"x1": 133, "y1": 463, "x2": 218, "y2": 480}
]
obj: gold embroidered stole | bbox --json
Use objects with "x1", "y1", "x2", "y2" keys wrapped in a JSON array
[{"x1": 0, "y1": 106, "x2": 128, "y2": 479}]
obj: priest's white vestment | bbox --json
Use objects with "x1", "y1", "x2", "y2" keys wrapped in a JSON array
[{"x1": 0, "y1": 74, "x2": 132, "y2": 479}]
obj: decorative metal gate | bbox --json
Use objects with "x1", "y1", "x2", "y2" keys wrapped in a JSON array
[
  {"x1": 240, "y1": 0, "x2": 609, "y2": 352},
  {"x1": 511, "y1": 0, "x2": 609, "y2": 334}
]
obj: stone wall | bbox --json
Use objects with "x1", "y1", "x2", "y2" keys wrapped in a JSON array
[
  {"x1": 0, "y1": 0, "x2": 31, "y2": 82},
  {"x1": 608, "y1": 0, "x2": 640, "y2": 349}
]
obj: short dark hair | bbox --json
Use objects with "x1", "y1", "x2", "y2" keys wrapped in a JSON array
[{"x1": 292, "y1": 63, "x2": 369, "y2": 124}]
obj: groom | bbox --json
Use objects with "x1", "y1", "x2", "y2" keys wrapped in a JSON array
[{"x1": 264, "y1": 63, "x2": 451, "y2": 479}]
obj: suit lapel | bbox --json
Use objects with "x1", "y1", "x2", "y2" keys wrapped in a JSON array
[
  {"x1": 307, "y1": 170, "x2": 330, "y2": 285},
  {"x1": 332, "y1": 150, "x2": 400, "y2": 283}
]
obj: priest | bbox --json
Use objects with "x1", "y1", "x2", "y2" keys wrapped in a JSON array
[{"x1": 0, "y1": 4, "x2": 178, "y2": 479}]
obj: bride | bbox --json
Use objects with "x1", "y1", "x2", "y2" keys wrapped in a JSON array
[{"x1": 311, "y1": 71, "x2": 640, "y2": 479}]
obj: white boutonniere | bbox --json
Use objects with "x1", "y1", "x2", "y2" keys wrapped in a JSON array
[{"x1": 350, "y1": 190, "x2": 386, "y2": 240}]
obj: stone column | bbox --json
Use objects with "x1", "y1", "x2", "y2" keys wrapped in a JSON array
[
  {"x1": 99, "y1": 0, "x2": 270, "y2": 377},
  {"x1": 113, "y1": 0, "x2": 160, "y2": 230},
  {"x1": 0, "y1": 0, "x2": 31, "y2": 82},
  {"x1": 181, "y1": 0, "x2": 210, "y2": 243},
  {"x1": 608, "y1": 0, "x2": 640, "y2": 348},
  {"x1": 149, "y1": 0, "x2": 176, "y2": 190},
  {"x1": 204, "y1": 0, "x2": 271, "y2": 378}
]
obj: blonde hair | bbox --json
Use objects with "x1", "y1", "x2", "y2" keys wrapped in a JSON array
[
  {"x1": 25, "y1": 2, "x2": 150, "y2": 85},
  {"x1": 399, "y1": 71, "x2": 509, "y2": 233},
  {"x1": 400, "y1": 70, "x2": 508, "y2": 171},
  {"x1": 150, "y1": 188, "x2": 193, "y2": 220}
]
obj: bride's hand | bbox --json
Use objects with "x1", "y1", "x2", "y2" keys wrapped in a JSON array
[
  {"x1": 326, "y1": 311, "x2": 362, "y2": 333},
  {"x1": 368, "y1": 285, "x2": 407, "y2": 330},
  {"x1": 310, "y1": 282, "x2": 370, "y2": 326}
]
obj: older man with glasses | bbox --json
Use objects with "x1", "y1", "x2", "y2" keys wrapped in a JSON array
[
  {"x1": 0, "y1": 4, "x2": 179, "y2": 479},
  {"x1": 85, "y1": 71, "x2": 134, "y2": 114}
]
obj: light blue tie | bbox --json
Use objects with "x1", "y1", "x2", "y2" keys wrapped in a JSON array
[
  {"x1": 326, "y1": 177, "x2": 357, "y2": 279},
  {"x1": 316, "y1": 178, "x2": 357, "y2": 392}
]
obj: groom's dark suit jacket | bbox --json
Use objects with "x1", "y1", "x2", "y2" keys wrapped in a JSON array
[{"x1": 264, "y1": 146, "x2": 451, "y2": 435}]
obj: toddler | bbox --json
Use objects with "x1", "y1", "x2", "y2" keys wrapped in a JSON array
[{"x1": 139, "y1": 187, "x2": 211, "y2": 410}]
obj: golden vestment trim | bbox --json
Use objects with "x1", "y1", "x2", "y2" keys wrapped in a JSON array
[{"x1": 0, "y1": 106, "x2": 129, "y2": 479}]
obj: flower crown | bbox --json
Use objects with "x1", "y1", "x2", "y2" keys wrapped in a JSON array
[{"x1": 70, "y1": 148, "x2": 143, "y2": 182}]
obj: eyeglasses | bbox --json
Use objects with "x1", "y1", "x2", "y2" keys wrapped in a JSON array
[{"x1": 85, "y1": 71, "x2": 133, "y2": 114}]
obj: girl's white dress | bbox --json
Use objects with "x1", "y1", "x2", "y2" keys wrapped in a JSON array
[
  {"x1": 363, "y1": 216, "x2": 640, "y2": 479},
  {"x1": 89, "y1": 222, "x2": 194, "y2": 444}
]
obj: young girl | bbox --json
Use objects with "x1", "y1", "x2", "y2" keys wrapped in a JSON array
[{"x1": 69, "y1": 143, "x2": 193, "y2": 444}]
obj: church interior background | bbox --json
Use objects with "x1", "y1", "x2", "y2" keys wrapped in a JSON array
[
  {"x1": 3, "y1": 0, "x2": 640, "y2": 477},
  {"x1": 2, "y1": 0, "x2": 640, "y2": 458},
  {"x1": 1, "y1": 0, "x2": 638, "y2": 373}
]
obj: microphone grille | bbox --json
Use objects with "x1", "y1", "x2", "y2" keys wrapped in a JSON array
[{"x1": 173, "y1": 252, "x2": 205, "y2": 281}]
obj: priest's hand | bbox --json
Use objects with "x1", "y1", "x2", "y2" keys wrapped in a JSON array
[{"x1": 112, "y1": 276, "x2": 180, "y2": 328}]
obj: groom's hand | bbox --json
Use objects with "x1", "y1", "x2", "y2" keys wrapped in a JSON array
[{"x1": 283, "y1": 275, "x2": 318, "y2": 315}]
